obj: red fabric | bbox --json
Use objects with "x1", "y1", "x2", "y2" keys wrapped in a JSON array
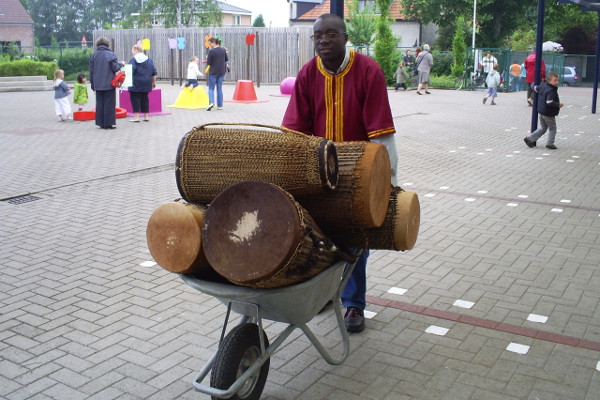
[
  {"x1": 525, "y1": 53, "x2": 546, "y2": 84},
  {"x1": 282, "y1": 51, "x2": 395, "y2": 142}
]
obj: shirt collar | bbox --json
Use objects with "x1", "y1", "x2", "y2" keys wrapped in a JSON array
[{"x1": 320, "y1": 48, "x2": 350, "y2": 75}]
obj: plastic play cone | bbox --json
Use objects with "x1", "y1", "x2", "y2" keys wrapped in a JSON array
[
  {"x1": 167, "y1": 86, "x2": 210, "y2": 109},
  {"x1": 227, "y1": 80, "x2": 268, "y2": 103}
]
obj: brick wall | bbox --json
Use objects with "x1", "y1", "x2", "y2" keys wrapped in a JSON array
[{"x1": 0, "y1": 24, "x2": 34, "y2": 51}]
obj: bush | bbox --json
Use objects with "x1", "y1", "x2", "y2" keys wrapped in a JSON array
[
  {"x1": 0, "y1": 59, "x2": 58, "y2": 79},
  {"x1": 59, "y1": 50, "x2": 91, "y2": 77},
  {"x1": 430, "y1": 75, "x2": 455, "y2": 89},
  {"x1": 430, "y1": 51, "x2": 453, "y2": 76}
]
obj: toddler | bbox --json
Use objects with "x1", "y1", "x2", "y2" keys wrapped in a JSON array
[
  {"x1": 523, "y1": 71, "x2": 564, "y2": 150},
  {"x1": 184, "y1": 56, "x2": 203, "y2": 91},
  {"x1": 483, "y1": 64, "x2": 501, "y2": 105},
  {"x1": 53, "y1": 69, "x2": 71, "y2": 121},
  {"x1": 73, "y1": 73, "x2": 88, "y2": 111}
]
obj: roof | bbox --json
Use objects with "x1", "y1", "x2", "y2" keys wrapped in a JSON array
[
  {"x1": 295, "y1": 0, "x2": 405, "y2": 20},
  {"x1": 218, "y1": 2, "x2": 252, "y2": 15},
  {"x1": 0, "y1": 0, "x2": 34, "y2": 25}
]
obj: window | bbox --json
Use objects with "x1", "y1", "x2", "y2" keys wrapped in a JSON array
[{"x1": 233, "y1": 15, "x2": 241, "y2": 25}]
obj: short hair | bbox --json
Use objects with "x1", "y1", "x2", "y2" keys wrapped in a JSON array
[
  {"x1": 77, "y1": 73, "x2": 86, "y2": 83},
  {"x1": 493, "y1": 64, "x2": 499, "y2": 70},
  {"x1": 96, "y1": 37, "x2": 110, "y2": 48},
  {"x1": 315, "y1": 13, "x2": 346, "y2": 32},
  {"x1": 208, "y1": 37, "x2": 221, "y2": 45},
  {"x1": 191, "y1": 56, "x2": 199, "y2": 62},
  {"x1": 547, "y1": 71, "x2": 559, "y2": 80},
  {"x1": 132, "y1": 44, "x2": 143, "y2": 53}
]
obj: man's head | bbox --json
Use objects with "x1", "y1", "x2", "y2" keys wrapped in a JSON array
[
  {"x1": 312, "y1": 14, "x2": 348, "y2": 69},
  {"x1": 547, "y1": 71, "x2": 559, "y2": 86},
  {"x1": 487, "y1": 51, "x2": 492, "y2": 57},
  {"x1": 406, "y1": 50, "x2": 412, "y2": 56}
]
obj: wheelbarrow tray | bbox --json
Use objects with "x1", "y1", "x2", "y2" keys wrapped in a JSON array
[{"x1": 180, "y1": 258, "x2": 347, "y2": 326}]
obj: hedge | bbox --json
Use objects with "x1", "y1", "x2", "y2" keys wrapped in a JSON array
[{"x1": 0, "y1": 59, "x2": 58, "y2": 80}]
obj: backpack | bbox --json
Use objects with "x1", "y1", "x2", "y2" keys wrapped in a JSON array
[{"x1": 111, "y1": 71, "x2": 126, "y2": 88}]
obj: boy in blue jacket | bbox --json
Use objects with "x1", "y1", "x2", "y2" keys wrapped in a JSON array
[{"x1": 523, "y1": 71, "x2": 564, "y2": 150}]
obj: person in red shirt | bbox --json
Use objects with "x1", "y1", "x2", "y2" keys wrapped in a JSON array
[{"x1": 524, "y1": 50, "x2": 546, "y2": 106}]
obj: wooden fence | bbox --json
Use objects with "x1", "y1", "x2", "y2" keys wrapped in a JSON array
[{"x1": 93, "y1": 26, "x2": 315, "y2": 85}]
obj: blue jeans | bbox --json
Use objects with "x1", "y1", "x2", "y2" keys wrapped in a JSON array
[
  {"x1": 208, "y1": 74, "x2": 224, "y2": 107},
  {"x1": 184, "y1": 79, "x2": 199, "y2": 88},
  {"x1": 341, "y1": 250, "x2": 369, "y2": 310}
]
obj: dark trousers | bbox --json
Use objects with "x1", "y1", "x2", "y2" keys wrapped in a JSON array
[
  {"x1": 395, "y1": 83, "x2": 407, "y2": 90},
  {"x1": 527, "y1": 84, "x2": 533, "y2": 100},
  {"x1": 95, "y1": 89, "x2": 116, "y2": 128},
  {"x1": 129, "y1": 91, "x2": 150, "y2": 113}
]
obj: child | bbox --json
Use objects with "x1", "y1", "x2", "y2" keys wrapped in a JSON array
[
  {"x1": 523, "y1": 71, "x2": 564, "y2": 150},
  {"x1": 483, "y1": 64, "x2": 501, "y2": 105},
  {"x1": 53, "y1": 69, "x2": 71, "y2": 121},
  {"x1": 184, "y1": 56, "x2": 203, "y2": 91},
  {"x1": 73, "y1": 73, "x2": 88, "y2": 111},
  {"x1": 393, "y1": 61, "x2": 410, "y2": 91}
]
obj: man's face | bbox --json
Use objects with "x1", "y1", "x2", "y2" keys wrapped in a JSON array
[
  {"x1": 407, "y1": 50, "x2": 412, "y2": 56},
  {"x1": 312, "y1": 18, "x2": 347, "y2": 63}
]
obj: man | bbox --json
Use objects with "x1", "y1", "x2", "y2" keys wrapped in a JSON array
[
  {"x1": 481, "y1": 51, "x2": 498, "y2": 77},
  {"x1": 403, "y1": 49, "x2": 416, "y2": 75},
  {"x1": 525, "y1": 50, "x2": 546, "y2": 106},
  {"x1": 282, "y1": 13, "x2": 398, "y2": 333}
]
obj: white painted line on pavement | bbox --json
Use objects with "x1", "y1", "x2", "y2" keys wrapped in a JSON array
[
  {"x1": 535, "y1": 157, "x2": 543, "y2": 160},
  {"x1": 596, "y1": 361, "x2": 600, "y2": 371},
  {"x1": 449, "y1": 150, "x2": 456, "y2": 153},
  {"x1": 551, "y1": 208, "x2": 563, "y2": 213},
  {"x1": 518, "y1": 194, "x2": 529, "y2": 198},
  {"x1": 477, "y1": 152, "x2": 484, "y2": 155},
  {"x1": 458, "y1": 146, "x2": 466, "y2": 149},
  {"x1": 485, "y1": 149, "x2": 493, "y2": 151},
  {"x1": 424, "y1": 193, "x2": 436, "y2": 198},
  {"x1": 527, "y1": 314, "x2": 548, "y2": 323},
  {"x1": 439, "y1": 186, "x2": 450, "y2": 190},
  {"x1": 513, "y1": 150, "x2": 521, "y2": 153},
  {"x1": 140, "y1": 261, "x2": 156, "y2": 267},
  {"x1": 464, "y1": 198, "x2": 477, "y2": 202},
  {"x1": 477, "y1": 190, "x2": 488, "y2": 194},
  {"x1": 560, "y1": 199, "x2": 572, "y2": 203},
  {"x1": 453, "y1": 299, "x2": 475, "y2": 309},
  {"x1": 403, "y1": 182, "x2": 414, "y2": 186},
  {"x1": 364, "y1": 310, "x2": 377, "y2": 319},
  {"x1": 425, "y1": 326, "x2": 449, "y2": 336},
  {"x1": 572, "y1": 156, "x2": 580, "y2": 158},
  {"x1": 542, "y1": 153, "x2": 550, "y2": 156},
  {"x1": 388, "y1": 287, "x2": 408, "y2": 295},
  {"x1": 506, "y1": 154, "x2": 514, "y2": 157},
  {"x1": 507, "y1": 343, "x2": 530, "y2": 355},
  {"x1": 566, "y1": 160, "x2": 575, "y2": 163},
  {"x1": 507, "y1": 203, "x2": 519, "y2": 207}
]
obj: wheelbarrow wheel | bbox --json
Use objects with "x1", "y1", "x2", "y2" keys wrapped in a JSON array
[{"x1": 210, "y1": 322, "x2": 270, "y2": 400}]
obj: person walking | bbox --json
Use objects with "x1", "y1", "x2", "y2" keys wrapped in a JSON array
[
  {"x1": 483, "y1": 64, "x2": 501, "y2": 105},
  {"x1": 127, "y1": 44, "x2": 157, "y2": 122},
  {"x1": 415, "y1": 44, "x2": 433, "y2": 95},
  {"x1": 393, "y1": 61, "x2": 410, "y2": 91},
  {"x1": 53, "y1": 69, "x2": 72, "y2": 121},
  {"x1": 523, "y1": 71, "x2": 563, "y2": 150},
  {"x1": 282, "y1": 13, "x2": 398, "y2": 333},
  {"x1": 206, "y1": 37, "x2": 228, "y2": 111},
  {"x1": 525, "y1": 50, "x2": 546, "y2": 106},
  {"x1": 482, "y1": 51, "x2": 498, "y2": 77},
  {"x1": 89, "y1": 37, "x2": 123, "y2": 129}
]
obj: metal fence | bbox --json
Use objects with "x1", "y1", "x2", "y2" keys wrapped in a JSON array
[{"x1": 93, "y1": 27, "x2": 315, "y2": 85}]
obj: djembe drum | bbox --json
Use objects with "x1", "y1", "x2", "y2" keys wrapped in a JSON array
[
  {"x1": 146, "y1": 201, "x2": 212, "y2": 274},
  {"x1": 297, "y1": 141, "x2": 391, "y2": 229},
  {"x1": 322, "y1": 187, "x2": 420, "y2": 250},
  {"x1": 176, "y1": 123, "x2": 338, "y2": 204},
  {"x1": 201, "y1": 181, "x2": 351, "y2": 288}
]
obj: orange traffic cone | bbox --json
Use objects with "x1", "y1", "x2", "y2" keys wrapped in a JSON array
[{"x1": 227, "y1": 80, "x2": 269, "y2": 103}]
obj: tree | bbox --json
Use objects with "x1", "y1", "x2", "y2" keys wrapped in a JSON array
[
  {"x1": 138, "y1": 0, "x2": 222, "y2": 28},
  {"x1": 451, "y1": 16, "x2": 467, "y2": 77},
  {"x1": 346, "y1": 0, "x2": 376, "y2": 48},
  {"x1": 373, "y1": 0, "x2": 399, "y2": 84},
  {"x1": 252, "y1": 14, "x2": 265, "y2": 27}
]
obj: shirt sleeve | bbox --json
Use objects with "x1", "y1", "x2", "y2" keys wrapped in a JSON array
[
  {"x1": 364, "y1": 63, "x2": 396, "y2": 139},
  {"x1": 281, "y1": 66, "x2": 314, "y2": 135}
]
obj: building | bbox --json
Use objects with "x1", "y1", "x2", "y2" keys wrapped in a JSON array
[
  {"x1": 0, "y1": 0, "x2": 35, "y2": 52},
  {"x1": 288, "y1": 0, "x2": 437, "y2": 49},
  {"x1": 219, "y1": 2, "x2": 252, "y2": 26}
]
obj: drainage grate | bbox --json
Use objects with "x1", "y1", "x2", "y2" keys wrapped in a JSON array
[{"x1": 4, "y1": 195, "x2": 42, "y2": 205}]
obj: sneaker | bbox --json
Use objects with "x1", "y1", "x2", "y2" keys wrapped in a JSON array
[
  {"x1": 129, "y1": 119, "x2": 141, "y2": 123},
  {"x1": 217, "y1": 107, "x2": 223, "y2": 110},
  {"x1": 523, "y1": 137, "x2": 534, "y2": 148},
  {"x1": 546, "y1": 144, "x2": 557, "y2": 150},
  {"x1": 207, "y1": 103, "x2": 215, "y2": 111},
  {"x1": 483, "y1": 97, "x2": 487, "y2": 104},
  {"x1": 527, "y1": 98, "x2": 533, "y2": 106},
  {"x1": 344, "y1": 307, "x2": 365, "y2": 333},
  {"x1": 491, "y1": 101, "x2": 496, "y2": 105}
]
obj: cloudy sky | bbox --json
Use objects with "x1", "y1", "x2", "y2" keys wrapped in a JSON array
[{"x1": 223, "y1": 0, "x2": 291, "y2": 27}]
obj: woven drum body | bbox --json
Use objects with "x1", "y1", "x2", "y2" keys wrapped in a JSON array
[
  {"x1": 176, "y1": 124, "x2": 338, "y2": 204},
  {"x1": 146, "y1": 202, "x2": 212, "y2": 274},
  {"x1": 323, "y1": 187, "x2": 420, "y2": 250},
  {"x1": 297, "y1": 141, "x2": 391, "y2": 229},
  {"x1": 202, "y1": 181, "x2": 339, "y2": 288}
]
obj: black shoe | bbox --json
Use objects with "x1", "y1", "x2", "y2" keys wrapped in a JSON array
[
  {"x1": 344, "y1": 307, "x2": 365, "y2": 332},
  {"x1": 523, "y1": 137, "x2": 534, "y2": 148},
  {"x1": 425, "y1": 91, "x2": 431, "y2": 94},
  {"x1": 416, "y1": 91, "x2": 423, "y2": 95},
  {"x1": 546, "y1": 144, "x2": 557, "y2": 150}
]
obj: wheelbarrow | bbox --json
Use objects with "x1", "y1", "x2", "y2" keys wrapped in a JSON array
[{"x1": 179, "y1": 250, "x2": 361, "y2": 400}]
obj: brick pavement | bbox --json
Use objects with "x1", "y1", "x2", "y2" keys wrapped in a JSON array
[{"x1": 1, "y1": 82, "x2": 599, "y2": 399}]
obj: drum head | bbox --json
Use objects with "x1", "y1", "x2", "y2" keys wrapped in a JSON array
[
  {"x1": 394, "y1": 190, "x2": 420, "y2": 250},
  {"x1": 146, "y1": 202, "x2": 206, "y2": 273},
  {"x1": 356, "y1": 142, "x2": 392, "y2": 227},
  {"x1": 202, "y1": 181, "x2": 303, "y2": 284}
]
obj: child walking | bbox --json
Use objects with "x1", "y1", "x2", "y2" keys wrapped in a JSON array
[
  {"x1": 483, "y1": 64, "x2": 501, "y2": 105},
  {"x1": 393, "y1": 61, "x2": 410, "y2": 91},
  {"x1": 184, "y1": 56, "x2": 203, "y2": 91},
  {"x1": 53, "y1": 69, "x2": 72, "y2": 121},
  {"x1": 73, "y1": 73, "x2": 88, "y2": 111},
  {"x1": 523, "y1": 71, "x2": 564, "y2": 150}
]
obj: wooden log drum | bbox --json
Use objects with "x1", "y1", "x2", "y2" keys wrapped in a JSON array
[
  {"x1": 202, "y1": 181, "x2": 348, "y2": 288},
  {"x1": 175, "y1": 123, "x2": 338, "y2": 204}
]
